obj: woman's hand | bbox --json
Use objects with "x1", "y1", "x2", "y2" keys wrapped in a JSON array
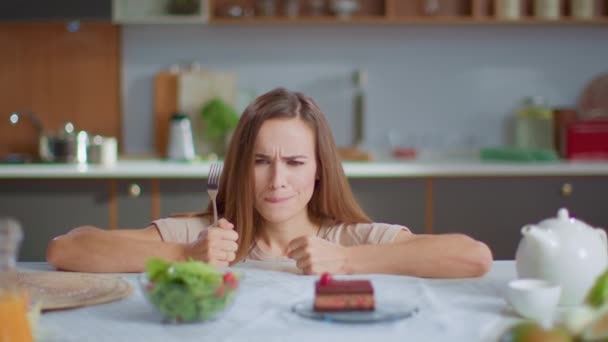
[
  {"x1": 185, "y1": 218, "x2": 239, "y2": 268},
  {"x1": 287, "y1": 236, "x2": 348, "y2": 275}
]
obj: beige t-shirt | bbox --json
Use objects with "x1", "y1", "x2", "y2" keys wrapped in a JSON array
[{"x1": 152, "y1": 216, "x2": 410, "y2": 262}]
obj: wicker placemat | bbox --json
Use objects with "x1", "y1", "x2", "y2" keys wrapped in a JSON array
[{"x1": 17, "y1": 271, "x2": 133, "y2": 311}]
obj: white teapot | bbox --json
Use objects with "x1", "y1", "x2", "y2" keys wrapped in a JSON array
[{"x1": 515, "y1": 208, "x2": 608, "y2": 306}]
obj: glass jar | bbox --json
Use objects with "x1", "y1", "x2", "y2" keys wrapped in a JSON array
[
  {"x1": 571, "y1": 0, "x2": 595, "y2": 19},
  {"x1": 534, "y1": 0, "x2": 562, "y2": 20},
  {"x1": 0, "y1": 218, "x2": 33, "y2": 342},
  {"x1": 514, "y1": 96, "x2": 555, "y2": 151},
  {"x1": 495, "y1": 0, "x2": 522, "y2": 20}
]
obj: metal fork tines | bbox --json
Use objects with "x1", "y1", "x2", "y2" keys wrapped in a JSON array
[{"x1": 207, "y1": 163, "x2": 223, "y2": 226}]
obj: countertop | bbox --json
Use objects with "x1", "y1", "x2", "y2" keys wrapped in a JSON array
[{"x1": 1, "y1": 159, "x2": 608, "y2": 179}]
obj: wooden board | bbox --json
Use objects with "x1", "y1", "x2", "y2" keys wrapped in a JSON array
[
  {"x1": 0, "y1": 22, "x2": 121, "y2": 159},
  {"x1": 154, "y1": 70, "x2": 237, "y2": 158},
  {"x1": 18, "y1": 271, "x2": 132, "y2": 311}
]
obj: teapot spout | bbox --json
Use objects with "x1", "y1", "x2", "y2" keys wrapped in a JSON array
[{"x1": 521, "y1": 224, "x2": 552, "y2": 252}]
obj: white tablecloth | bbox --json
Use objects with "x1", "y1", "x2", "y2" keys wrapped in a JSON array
[{"x1": 19, "y1": 261, "x2": 521, "y2": 342}]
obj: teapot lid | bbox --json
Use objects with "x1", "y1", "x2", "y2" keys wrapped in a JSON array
[{"x1": 537, "y1": 208, "x2": 592, "y2": 230}]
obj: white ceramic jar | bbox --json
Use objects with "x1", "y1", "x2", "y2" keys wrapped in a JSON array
[
  {"x1": 571, "y1": 0, "x2": 595, "y2": 19},
  {"x1": 495, "y1": 0, "x2": 521, "y2": 20},
  {"x1": 535, "y1": 0, "x2": 562, "y2": 19}
]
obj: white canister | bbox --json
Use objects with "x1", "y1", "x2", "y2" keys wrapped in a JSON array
[
  {"x1": 495, "y1": 0, "x2": 521, "y2": 20},
  {"x1": 88, "y1": 136, "x2": 117, "y2": 167},
  {"x1": 535, "y1": 0, "x2": 562, "y2": 19},
  {"x1": 571, "y1": 0, "x2": 595, "y2": 19}
]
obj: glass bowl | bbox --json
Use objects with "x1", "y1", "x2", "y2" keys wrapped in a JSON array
[{"x1": 138, "y1": 270, "x2": 241, "y2": 323}]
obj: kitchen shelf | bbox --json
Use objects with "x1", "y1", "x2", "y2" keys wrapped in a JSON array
[
  {"x1": 112, "y1": 0, "x2": 210, "y2": 24},
  {"x1": 209, "y1": 0, "x2": 608, "y2": 25}
]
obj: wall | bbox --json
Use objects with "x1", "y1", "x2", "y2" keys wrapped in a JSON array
[{"x1": 121, "y1": 24, "x2": 608, "y2": 155}]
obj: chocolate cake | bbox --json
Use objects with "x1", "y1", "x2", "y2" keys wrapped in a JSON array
[{"x1": 313, "y1": 273, "x2": 375, "y2": 312}]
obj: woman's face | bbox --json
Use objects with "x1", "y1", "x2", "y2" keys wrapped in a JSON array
[{"x1": 253, "y1": 118, "x2": 317, "y2": 225}]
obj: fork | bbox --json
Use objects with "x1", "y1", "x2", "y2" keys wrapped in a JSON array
[{"x1": 207, "y1": 162, "x2": 223, "y2": 226}]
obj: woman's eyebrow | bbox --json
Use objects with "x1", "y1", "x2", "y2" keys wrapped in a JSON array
[{"x1": 254, "y1": 153, "x2": 308, "y2": 160}]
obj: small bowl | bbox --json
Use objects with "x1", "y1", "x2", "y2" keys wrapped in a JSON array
[
  {"x1": 138, "y1": 271, "x2": 241, "y2": 323},
  {"x1": 507, "y1": 279, "x2": 561, "y2": 324}
]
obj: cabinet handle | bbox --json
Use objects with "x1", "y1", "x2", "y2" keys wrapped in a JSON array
[
  {"x1": 561, "y1": 183, "x2": 573, "y2": 197},
  {"x1": 128, "y1": 183, "x2": 141, "y2": 198}
]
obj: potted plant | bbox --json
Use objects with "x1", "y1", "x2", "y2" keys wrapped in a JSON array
[{"x1": 199, "y1": 97, "x2": 239, "y2": 157}]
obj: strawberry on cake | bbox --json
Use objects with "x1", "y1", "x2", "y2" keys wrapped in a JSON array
[{"x1": 313, "y1": 272, "x2": 375, "y2": 312}]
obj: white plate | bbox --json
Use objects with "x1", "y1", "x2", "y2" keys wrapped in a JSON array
[{"x1": 291, "y1": 300, "x2": 419, "y2": 324}]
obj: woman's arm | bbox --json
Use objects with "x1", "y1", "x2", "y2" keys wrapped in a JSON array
[
  {"x1": 343, "y1": 231, "x2": 493, "y2": 278},
  {"x1": 46, "y1": 225, "x2": 188, "y2": 273}
]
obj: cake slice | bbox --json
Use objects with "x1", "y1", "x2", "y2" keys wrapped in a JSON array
[{"x1": 313, "y1": 273, "x2": 375, "y2": 312}]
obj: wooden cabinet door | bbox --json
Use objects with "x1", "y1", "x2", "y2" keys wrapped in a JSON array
[
  {"x1": 116, "y1": 179, "x2": 154, "y2": 229},
  {"x1": 159, "y1": 179, "x2": 209, "y2": 218},
  {"x1": 432, "y1": 176, "x2": 608, "y2": 260},
  {"x1": 349, "y1": 178, "x2": 426, "y2": 234},
  {"x1": 0, "y1": 22, "x2": 120, "y2": 159},
  {"x1": 0, "y1": 179, "x2": 110, "y2": 261}
]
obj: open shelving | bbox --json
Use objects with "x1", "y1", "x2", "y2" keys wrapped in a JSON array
[{"x1": 209, "y1": 0, "x2": 608, "y2": 25}]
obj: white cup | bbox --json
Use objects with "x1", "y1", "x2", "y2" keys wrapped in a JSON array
[
  {"x1": 88, "y1": 136, "x2": 117, "y2": 167},
  {"x1": 507, "y1": 279, "x2": 562, "y2": 326}
]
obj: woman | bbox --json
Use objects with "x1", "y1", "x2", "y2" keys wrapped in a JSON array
[{"x1": 47, "y1": 88, "x2": 492, "y2": 277}]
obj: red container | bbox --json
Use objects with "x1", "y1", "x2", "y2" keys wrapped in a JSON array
[{"x1": 566, "y1": 119, "x2": 608, "y2": 160}]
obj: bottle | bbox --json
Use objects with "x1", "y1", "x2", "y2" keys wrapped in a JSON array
[
  {"x1": 534, "y1": 0, "x2": 561, "y2": 20},
  {"x1": 0, "y1": 218, "x2": 33, "y2": 342},
  {"x1": 167, "y1": 113, "x2": 196, "y2": 161},
  {"x1": 571, "y1": 0, "x2": 594, "y2": 19},
  {"x1": 352, "y1": 69, "x2": 366, "y2": 148},
  {"x1": 495, "y1": 0, "x2": 521, "y2": 20},
  {"x1": 514, "y1": 96, "x2": 555, "y2": 151}
]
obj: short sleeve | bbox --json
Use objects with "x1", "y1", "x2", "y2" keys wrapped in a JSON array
[
  {"x1": 320, "y1": 222, "x2": 410, "y2": 247},
  {"x1": 152, "y1": 216, "x2": 210, "y2": 244}
]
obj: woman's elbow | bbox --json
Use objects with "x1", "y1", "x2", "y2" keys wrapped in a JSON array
[
  {"x1": 469, "y1": 239, "x2": 493, "y2": 277},
  {"x1": 46, "y1": 236, "x2": 65, "y2": 269},
  {"x1": 46, "y1": 226, "x2": 99, "y2": 269}
]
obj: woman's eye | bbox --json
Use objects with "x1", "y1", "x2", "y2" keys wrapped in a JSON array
[
  {"x1": 255, "y1": 159, "x2": 270, "y2": 165},
  {"x1": 288, "y1": 160, "x2": 304, "y2": 166}
]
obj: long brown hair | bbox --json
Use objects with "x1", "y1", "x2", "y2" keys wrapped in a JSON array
[{"x1": 208, "y1": 87, "x2": 370, "y2": 263}]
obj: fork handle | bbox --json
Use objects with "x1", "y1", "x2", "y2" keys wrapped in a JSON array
[{"x1": 212, "y1": 198, "x2": 218, "y2": 226}]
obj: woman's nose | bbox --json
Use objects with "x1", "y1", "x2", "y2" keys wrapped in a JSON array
[{"x1": 269, "y1": 163, "x2": 286, "y2": 189}]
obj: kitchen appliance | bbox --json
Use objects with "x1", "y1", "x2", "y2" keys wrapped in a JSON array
[
  {"x1": 9, "y1": 112, "x2": 89, "y2": 163},
  {"x1": 88, "y1": 135, "x2": 117, "y2": 167},
  {"x1": 167, "y1": 112, "x2": 196, "y2": 161},
  {"x1": 515, "y1": 208, "x2": 608, "y2": 306},
  {"x1": 566, "y1": 119, "x2": 608, "y2": 160}
]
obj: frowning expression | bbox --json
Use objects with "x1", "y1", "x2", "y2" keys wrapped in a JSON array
[{"x1": 253, "y1": 118, "x2": 317, "y2": 225}]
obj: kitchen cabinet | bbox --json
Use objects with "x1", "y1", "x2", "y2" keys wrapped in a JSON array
[
  {"x1": 0, "y1": 0, "x2": 112, "y2": 21},
  {"x1": 432, "y1": 176, "x2": 608, "y2": 260},
  {"x1": 0, "y1": 179, "x2": 110, "y2": 261},
  {"x1": 159, "y1": 179, "x2": 209, "y2": 218},
  {"x1": 112, "y1": 0, "x2": 209, "y2": 24},
  {"x1": 350, "y1": 178, "x2": 426, "y2": 234},
  {"x1": 2, "y1": 174, "x2": 605, "y2": 261},
  {"x1": 115, "y1": 180, "x2": 156, "y2": 229}
]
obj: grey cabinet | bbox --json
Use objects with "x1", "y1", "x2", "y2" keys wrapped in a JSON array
[
  {"x1": 159, "y1": 180, "x2": 209, "y2": 218},
  {"x1": 0, "y1": 179, "x2": 110, "y2": 261},
  {"x1": 349, "y1": 178, "x2": 426, "y2": 234},
  {"x1": 432, "y1": 176, "x2": 608, "y2": 260},
  {"x1": 116, "y1": 180, "x2": 154, "y2": 229},
  {"x1": 0, "y1": 0, "x2": 112, "y2": 21}
]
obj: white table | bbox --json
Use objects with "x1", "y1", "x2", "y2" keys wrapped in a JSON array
[{"x1": 20, "y1": 261, "x2": 521, "y2": 342}]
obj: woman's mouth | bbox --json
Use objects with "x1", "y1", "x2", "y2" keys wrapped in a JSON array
[{"x1": 265, "y1": 195, "x2": 293, "y2": 203}]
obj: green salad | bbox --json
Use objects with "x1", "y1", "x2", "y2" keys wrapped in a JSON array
[{"x1": 144, "y1": 258, "x2": 240, "y2": 322}]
